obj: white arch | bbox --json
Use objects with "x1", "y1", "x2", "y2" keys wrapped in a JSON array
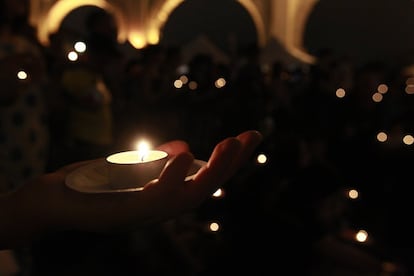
[
  {"x1": 148, "y1": 0, "x2": 317, "y2": 63},
  {"x1": 147, "y1": 0, "x2": 266, "y2": 48},
  {"x1": 37, "y1": 0, "x2": 127, "y2": 46},
  {"x1": 143, "y1": 0, "x2": 184, "y2": 46},
  {"x1": 237, "y1": 0, "x2": 266, "y2": 47},
  {"x1": 33, "y1": 0, "x2": 316, "y2": 63},
  {"x1": 289, "y1": 0, "x2": 318, "y2": 63}
]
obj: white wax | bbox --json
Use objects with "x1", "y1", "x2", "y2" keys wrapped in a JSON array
[{"x1": 106, "y1": 150, "x2": 168, "y2": 164}]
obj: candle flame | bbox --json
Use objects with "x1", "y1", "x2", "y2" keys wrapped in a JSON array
[{"x1": 136, "y1": 140, "x2": 150, "y2": 162}]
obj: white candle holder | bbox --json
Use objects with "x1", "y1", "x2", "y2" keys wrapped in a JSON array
[{"x1": 106, "y1": 150, "x2": 168, "y2": 189}]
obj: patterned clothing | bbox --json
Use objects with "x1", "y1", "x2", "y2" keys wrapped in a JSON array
[{"x1": 0, "y1": 33, "x2": 49, "y2": 192}]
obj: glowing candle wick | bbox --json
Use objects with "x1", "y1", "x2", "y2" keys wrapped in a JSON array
[{"x1": 137, "y1": 141, "x2": 150, "y2": 162}]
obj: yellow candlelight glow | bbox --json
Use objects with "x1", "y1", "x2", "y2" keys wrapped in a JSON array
[
  {"x1": 136, "y1": 140, "x2": 150, "y2": 161},
  {"x1": 17, "y1": 70, "x2": 28, "y2": 80},
  {"x1": 355, "y1": 230, "x2": 368, "y2": 243}
]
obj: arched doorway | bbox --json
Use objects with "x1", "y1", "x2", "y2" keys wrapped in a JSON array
[
  {"x1": 159, "y1": 0, "x2": 257, "y2": 56},
  {"x1": 37, "y1": 0, "x2": 126, "y2": 46}
]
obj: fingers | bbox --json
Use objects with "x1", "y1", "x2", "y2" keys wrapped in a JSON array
[
  {"x1": 193, "y1": 130, "x2": 263, "y2": 194},
  {"x1": 138, "y1": 152, "x2": 195, "y2": 221},
  {"x1": 193, "y1": 137, "x2": 242, "y2": 194},
  {"x1": 234, "y1": 130, "x2": 263, "y2": 168},
  {"x1": 156, "y1": 152, "x2": 194, "y2": 188},
  {"x1": 156, "y1": 140, "x2": 190, "y2": 156}
]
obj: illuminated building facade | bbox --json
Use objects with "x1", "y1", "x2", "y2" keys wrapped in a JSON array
[{"x1": 29, "y1": 0, "x2": 318, "y2": 63}]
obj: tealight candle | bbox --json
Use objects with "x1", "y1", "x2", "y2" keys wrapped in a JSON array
[{"x1": 106, "y1": 140, "x2": 168, "y2": 189}]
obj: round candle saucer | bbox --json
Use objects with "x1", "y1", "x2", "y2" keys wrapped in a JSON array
[{"x1": 65, "y1": 159, "x2": 207, "y2": 194}]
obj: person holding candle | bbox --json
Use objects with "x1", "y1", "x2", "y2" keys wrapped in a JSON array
[{"x1": 0, "y1": 130, "x2": 262, "y2": 250}]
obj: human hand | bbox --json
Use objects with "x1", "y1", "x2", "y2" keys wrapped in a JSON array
[{"x1": 1, "y1": 130, "x2": 262, "y2": 248}]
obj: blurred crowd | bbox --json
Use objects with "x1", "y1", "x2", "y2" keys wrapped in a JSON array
[{"x1": 1, "y1": 0, "x2": 414, "y2": 275}]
